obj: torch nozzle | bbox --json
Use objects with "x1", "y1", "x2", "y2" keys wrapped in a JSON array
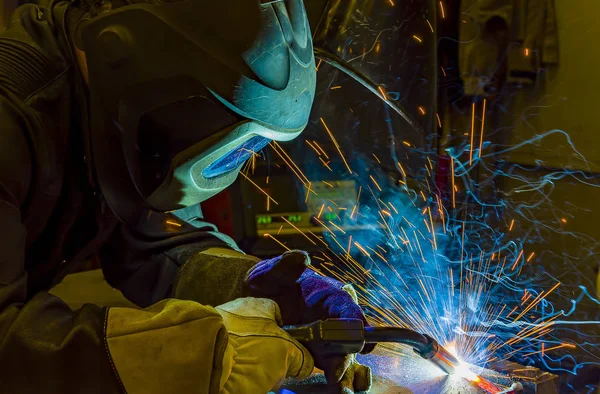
[
  {"x1": 363, "y1": 328, "x2": 459, "y2": 375},
  {"x1": 424, "y1": 341, "x2": 459, "y2": 375}
]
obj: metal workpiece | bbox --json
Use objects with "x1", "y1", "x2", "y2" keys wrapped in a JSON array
[
  {"x1": 487, "y1": 361, "x2": 559, "y2": 394},
  {"x1": 275, "y1": 347, "x2": 558, "y2": 394}
]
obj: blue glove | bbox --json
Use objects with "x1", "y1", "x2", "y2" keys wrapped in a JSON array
[
  {"x1": 246, "y1": 250, "x2": 375, "y2": 393},
  {"x1": 246, "y1": 250, "x2": 366, "y2": 324}
]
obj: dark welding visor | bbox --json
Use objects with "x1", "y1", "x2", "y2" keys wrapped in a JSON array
[
  {"x1": 128, "y1": 86, "x2": 289, "y2": 210},
  {"x1": 77, "y1": 0, "x2": 316, "y2": 222}
]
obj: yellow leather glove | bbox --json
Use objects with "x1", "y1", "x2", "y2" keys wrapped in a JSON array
[{"x1": 216, "y1": 298, "x2": 315, "y2": 393}]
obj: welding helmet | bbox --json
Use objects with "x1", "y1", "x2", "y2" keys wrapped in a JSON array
[{"x1": 75, "y1": 0, "x2": 316, "y2": 225}]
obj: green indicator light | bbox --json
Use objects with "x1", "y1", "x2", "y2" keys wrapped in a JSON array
[
  {"x1": 257, "y1": 216, "x2": 272, "y2": 225},
  {"x1": 287, "y1": 215, "x2": 302, "y2": 223},
  {"x1": 323, "y1": 213, "x2": 337, "y2": 221}
]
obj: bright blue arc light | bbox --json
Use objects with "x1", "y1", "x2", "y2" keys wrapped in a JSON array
[{"x1": 202, "y1": 135, "x2": 271, "y2": 179}]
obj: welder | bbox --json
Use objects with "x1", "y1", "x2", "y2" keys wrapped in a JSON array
[{"x1": 0, "y1": 0, "x2": 374, "y2": 392}]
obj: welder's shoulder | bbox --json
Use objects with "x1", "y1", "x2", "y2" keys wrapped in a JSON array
[
  {"x1": 0, "y1": 0, "x2": 71, "y2": 101},
  {"x1": 0, "y1": 1, "x2": 73, "y2": 205}
]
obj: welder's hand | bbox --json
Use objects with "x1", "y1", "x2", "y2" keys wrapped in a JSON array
[
  {"x1": 215, "y1": 297, "x2": 314, "y2": 393},
  {"x1": 319, "y1": 354, "x2": 372, "y2": 394},
  {"x1": 245, "y1": 251, "x2": 366, "y2": 323},
  {"x1": 313, "y1": 284, "x2": 372, "y2": 393},
  {"x1": 246, "y1": 251, "x2": 375, "y2": 392}
]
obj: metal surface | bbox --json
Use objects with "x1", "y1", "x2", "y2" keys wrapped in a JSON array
[
  {"x1": 274, "y1": 347, "x2": 558, "y2": 394},
  {"x1": 487, "y1": 361, "x2": 559, "y2": 394}
]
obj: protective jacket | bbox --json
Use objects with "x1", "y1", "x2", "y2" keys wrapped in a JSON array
[{"x1": 0, "y1": 0, "x2": 262, "y2": 392}]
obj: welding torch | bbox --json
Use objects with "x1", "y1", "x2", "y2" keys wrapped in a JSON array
[{"x1": 284, "y1": 319, "x2": 459, "y2": 375}]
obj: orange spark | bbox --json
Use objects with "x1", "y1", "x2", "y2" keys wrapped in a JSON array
[
  {"x1": 305, "y1": 140, "x2": 321, "y2": 156},
  {"x1": 240, "y1": 172, "x2": 279, "y2": 205},
  {"x1": 426, "y1": 19, "x2": 434, "y2": 32},
  {"x1": 522, "y1": 343, "x2": 575, "y2": 357},
  {"x1": 451, "y1": 157, "x2": 456, "y2": 208},
  {"x1": 527, "y1": 252, "x2": 535, "y2": 262},
  {"x1": 506, "y1": 305, "x2": 519, "y2": 318},
  {"x1": 370, "y1": 175, "x2": 382, "y2": 191},
  {"x1": 264, "y1": 233, "x2": 290, "y2": 251},
  {"x1": 397, "y1": 162, "x2": 407, "y2": 178},
  {"x1": 281, "y1": 216, "x2": 317, "y2": 245},
  {"x1": 165, "y1": 220, "x2": 181, "y2": 227},
  {"x1": 320, "y1": 117, "x2": 353, "y2": 174},
  {"x1": 479, "y1": 98, "x2": 486, "y2": 157},
  {"x1": 513, "y1": 282, "x2": 561, "y2": 322},
  {"x1": 318, "y1": 156, "x2": 333, "y2": 171},
  {"x1": 270, "y1": 141, "x2": 311, "y2": 186},
  {"x1": 318, "y1": 204, "x2": 325, "y2": 219},
  {"x1": 436, "y1": 113, "x2": 442, "y2": 128},
  {"x1": 509, "y1": 219, "x2": 515, "y2": 231},
  {"x1": 469, "y1": 102, "x2": 475, "y2": 165},
  {"x1": 412, "y1": 35, "x2": 422, "y2": 43},
  {"x1": 373, "y1": 153, "x2": 381, "y2": 163},
  {"x1": 354, "y1": 242, "x2": 370, "y2": 256},
  {"x1": 330, "y1": 222, "x2": 346, "y2": 234},
  {"x1": 330, "y1": 85, "x2": 342, "y2": 90},
  {"x1": 439, "y1": 1, "x2": 445, "y2": 19},
  {"x1": 440, "y1": 66, "x2": 447, "y2": 77},
  {"x1": 524, "y1": 48, "x2": 530, "y2": 57},
  {"x1": 561, "y1": 218, "x2": 567, "y2": 223},
  {"x1": 428, "y1": 207, "x2": 437, "y2": 250},
  {"x1": 313, "y1": 141, "x2": 329, "y2": 159},
  {"x1": 377, "y1": 86, "x2": 388, "y2": 100},
  {"x1": 510, "y1": 250, "x2": 524, "y2": 271},
  {"x1": 418, "y1": 106, "x2": 426, "y2": 115},
  {"x1": 388, "y1": 0, "x2": 395, "y2": 6}
]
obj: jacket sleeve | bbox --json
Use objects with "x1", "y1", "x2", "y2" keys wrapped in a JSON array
[
  {"x1": 99, "y1": 212, "x2": 264, "y2": 309},
  {"x1": 0, "y1": 96, "x2": 230, "y2": 394}
]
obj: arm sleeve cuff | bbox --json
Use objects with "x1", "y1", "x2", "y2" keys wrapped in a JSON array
[{"x1": 172, "y1": 248, "x2": 261, "y2": 307}]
